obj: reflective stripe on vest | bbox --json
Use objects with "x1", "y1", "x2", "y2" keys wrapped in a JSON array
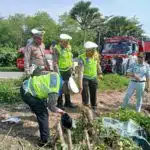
[
  {"x1": 55, "y1": 45, "x2": 73, "y2": 71},
  {"x1": 28, "y1": 72, "x2": 60, "y2": 99},
  {"x1": 79, "y1": 54, "x2": 97, "y2": 79}
]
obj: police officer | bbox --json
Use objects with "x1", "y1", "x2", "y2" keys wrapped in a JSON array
[
  {"x1": 27, "y1": 29, "x2": 45, "y2": 46},
  {"x1": 24, "y1": 29, "x2": 47, "y2": 76},
  {"x1": 78, "y1": 41, "x2": 103, "y2": 111},
  {"x1": 122, "y1": 52, "x2": 150, "y2": 112},
  {"x1": 20, "y1": 72, "x2": 69, "y2": 146},
  {"x1": 53, "y1": 34, "x2": 77, "y2": 109}
]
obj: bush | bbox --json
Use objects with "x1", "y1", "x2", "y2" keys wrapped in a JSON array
[
  {"x1": 0, "y1": 66, "x2": 19, "y2": 72},
  {"x1": 0, "y1": 79, "x2": 22, "y2": 103},
  {"x1": 0, "y1": 47, "x2": 17, "y2": 66}
]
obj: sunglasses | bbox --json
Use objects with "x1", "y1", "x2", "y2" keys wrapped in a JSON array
[
  {"x1": 86, "y1": 49, "x2": 95, "y2": 52},
  {"x1": 34, "y1": 36, "x2": 42, "y2": 40}
]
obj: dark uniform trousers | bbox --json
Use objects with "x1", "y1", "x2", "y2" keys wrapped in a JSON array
[
  {"x1": 20, "y1": 86, "x2": 49, "y2": 143},
  {"x1": 82, "y1": 78, "x2": 98, "y2": 108},
  {"x1": 57, "y1": 69, "x2": 72, "y2": 106}
]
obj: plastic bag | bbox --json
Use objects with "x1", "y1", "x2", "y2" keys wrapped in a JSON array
[{"x1": 102, "y1": 117, "x2": 150, "y2": 150}]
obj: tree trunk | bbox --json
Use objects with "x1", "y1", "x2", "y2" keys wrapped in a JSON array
[
  {"x1": 84, "y1": 30, "x2": 87, "y2": 43},
  {"x1": 98, "y1": 31, "x2": 101, "y2": 50}
]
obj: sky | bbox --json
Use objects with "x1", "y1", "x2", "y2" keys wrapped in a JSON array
[{"x1": 0, "y1": 0, "x2": 150, "y2": 34}]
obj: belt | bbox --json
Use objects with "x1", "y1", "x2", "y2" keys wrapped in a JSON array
[{"x1": 131, "y1": 80, "x2": 146, "y2": 83}]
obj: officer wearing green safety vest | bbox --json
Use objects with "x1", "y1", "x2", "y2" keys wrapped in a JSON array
[
  {"x1": 20, "y1": 72, "x2": 67, "y2": 146},
  {"x1": 28, "y1": 73, "x2": 60, "y2": 99},
  {"x1": 53, "y1": 34, "x2": 77, "y2": 109},
  {"x1": 78, "y1": 41, "x2": 103, "y2": 111},
  {"x1": 79, "y1": 53, "x2": 97, "y2": 79},
  {"x1": 55, "y1": 44, "x2": 72, "y2": 71}
]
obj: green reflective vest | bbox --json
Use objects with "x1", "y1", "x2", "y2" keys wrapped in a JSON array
[
  {"x1": 28, "y1": 72, "x2": 60, "y2": 99},
  {"x1": 55, "y1": 45, "x2": 73, "y2": 71},
  {"x1": 79, "y1": 54, "x2": 97, "y2": 79}
]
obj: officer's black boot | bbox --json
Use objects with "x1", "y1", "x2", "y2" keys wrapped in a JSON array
[{"x1": 64, "y1": 94, "x2": 77, "y2": 108}]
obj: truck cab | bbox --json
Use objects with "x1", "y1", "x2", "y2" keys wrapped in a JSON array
[
  {"x1": 101, "y1": 36, "x2": 139, "y2": 74},
  {"x1": 141, "y1": 36, "x2": 150, "y2": 64}
]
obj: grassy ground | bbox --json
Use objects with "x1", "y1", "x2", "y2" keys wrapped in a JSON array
[
  {"x1": 99, "y1": 74, "x2": 129, "y2": 91},
  {"x1": 0, "y1": 66, "x2": 20, "y2": 72},
  {"x1": 0, "y1": 78, "x2": 22, "y2": 103},
  {"x1": 0, "y1": 74, "x2": 129, "y2": 103},
  {"x1": 0, "y1": 104, "x2": 149, "y2": 150},
  {"x1": 0, "y1": 74, "x2": 149, "y2": 150}
]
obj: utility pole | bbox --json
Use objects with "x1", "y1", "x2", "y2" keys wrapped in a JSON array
[{"x1": 98, "y1": 30, "x2": 101, "y2": 51}]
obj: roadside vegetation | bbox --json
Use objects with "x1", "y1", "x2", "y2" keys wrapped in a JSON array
[
  {"x1": 0, "y1": 1, "x2": 147, "y2": 149},
  {"x1": 0, "y1": 74, "x2": 129, "y2": 103},
  {"x1": 0, "y1": 66, "x2": 19, "y2": 72},
  {"x1": 0, "y1": 1, "x2": 144, "y2": 69},
  {"x1": 99, "y1": 74, "x2": 129, "y2": 92},
  {"x1": 69, "y1": 109, "x2": 149, "y2": 149}
]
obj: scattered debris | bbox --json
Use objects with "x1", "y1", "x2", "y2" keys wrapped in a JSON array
[
  {"x1": 0, "y1": 113, "x2": 10, "y2": 120},
  {"x1": 1, "y1": 116, "x2": 21, "y2": 124},
  {"x1": 15, "y1": 104, "x2": 30, "y2": 111}
]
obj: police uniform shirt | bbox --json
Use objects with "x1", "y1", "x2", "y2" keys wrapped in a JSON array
[{"x1": 127, "y1": 62, "x2": 150, "y2": 81}]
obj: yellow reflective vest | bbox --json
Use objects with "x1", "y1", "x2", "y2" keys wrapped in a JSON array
[
  {"x1": 78, "y1": 53, "x2": 97, "y2": 79},
  {"x1": 28, "y1": 72, "x2": 60, "y2": 99},
  {"x1": 55, "y1": 44, "x2": 73, "y2": 71}
]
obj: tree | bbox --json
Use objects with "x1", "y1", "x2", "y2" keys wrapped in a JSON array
[
  {"x1": 25, "y1": 11, "x2": 59, "y2": 46},
  {"x1": 0, "y1": 12, "x2": 59, "y2": 49},
  {"x1": 59, "y1": 13, "x2": 84, "y2": 56},
  {"x1": 59, "y1": 13, "x2": 98, "y2": 56},
  {"x1": 0, "y1": 14, "x2": 26, "y2": 48},
  {"x1": 70, "y1": 1, "x2": 103, "y2": 41},
  {"x1": 105, "y1": 16, "x2": 144, "y2": 38},
  {"x1": 59, "y1": 12, "x2": 80, "y2": 34},
  {"x1": 8, "y1": 14, "x2": 26, "y2": 48}
]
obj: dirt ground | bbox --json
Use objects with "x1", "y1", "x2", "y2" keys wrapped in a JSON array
[{"x1": 0, "y1": 91, "x2": 149, "y2": 150}]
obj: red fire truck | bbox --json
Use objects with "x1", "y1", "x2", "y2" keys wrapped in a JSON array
[
  {"x1": 101, "y1": 36, "x2": 139, "y2": 74},
  {"x1": 138, "y1": 36, "x2": 150, "y2": 64}
]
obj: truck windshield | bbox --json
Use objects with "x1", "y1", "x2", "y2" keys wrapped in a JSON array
[{"x1": 103, "y1": 42, "x2": 133, "y2": 54}]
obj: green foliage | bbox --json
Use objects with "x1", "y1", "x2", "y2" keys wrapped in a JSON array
[
  {"x1": 0, "y1": 8, "x2": 145, "y2": 58},
  {"x1": 59, "y1": 13, "x2": 99, "y2": 55},
  {"x1": 0, "y1": 14, "x2": 26, "y2": 48},
  {"x1": 105, "y1": 109, "x2": 150, "y2": 141},
  {"x1": 70, "y1": 1, "x2": 102, "y2": 30},
  {"x1": 0, "y1": 66, "x2": 19, "y2": 72},
  {"x1": 0, "y1": 12, "x2": 59, "y2": 49},
  {"x1": 59, "y1": 13, "x2": 84, "y2": 55},
  {"x1": 59, "y1": 12, "x2": 80, "y2": 34},
  {"x1": 70, "y1": 1, "x2": 104, "y2": 41},
  {"x1": 25, "y1": 11, "x2": 59, "y2": 46},
  {"x1": 0, "y1": 47, "x2": 17, "y2": 66},
  {"x1": 0, "y1": 74, "x2": 128, "y2": 103},
  {"x1": 71, "y1": 110, "x2": 142, "y2": 149},
  {"x1": 105, "y1": 16, "x2": 144, "y2": 38},
  {"x1": 0, "y1": 79, "x2": 22, "y2": 103},
  {"x1": 99, "y1": 74, "x2": 129, "y2": 91}
]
